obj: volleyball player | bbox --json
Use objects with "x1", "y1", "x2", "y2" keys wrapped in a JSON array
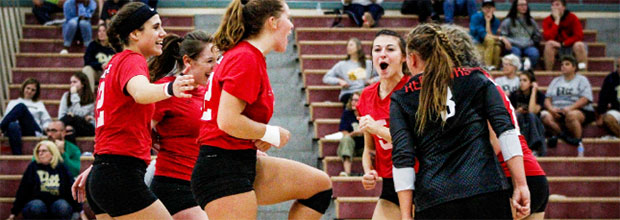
[
  {"x1": 442, "y1": 24, "x2": 549, "y2": 220},
  {"x1": 357, "y1": 29, "x2": 412, "y2": 220},
  {"x1": 190, "y1": 0, "x2": 332, "y2": 219},
  {"x1": 147, "y1": 30, "x2": 217, "y2": 220},
  {"x1": 70, "y1": 2, "x2": 195, "y2": 219},
  {"x1": 390, "y1": 24, "x2": 530, "y2": 219}
]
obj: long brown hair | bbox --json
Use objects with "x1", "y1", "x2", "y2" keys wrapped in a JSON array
[
  {"x1": 213, "y1": 0, "x2": 284, "y2": 52},
  {"x1": 406, "y1": 24, "x2": 461, "y2": 133},
  {"x1": 66, "y1": 72, "x2": 95, "y2": 108},
  {"x1": 20, "y1": 78, "x2": 41, "y2": 102},
  {"x1": 372, "y1": 29, "x2": 410, "y2": 76},
  {"x1": 107, "y1": 2, "x2": 146, "y2": 52},
  {"x1": 148, "y1": 30, "x2": 214, "y2": 82},
  {"x1": 345, "y1": 37, "x2": 366, "y2": 69}
]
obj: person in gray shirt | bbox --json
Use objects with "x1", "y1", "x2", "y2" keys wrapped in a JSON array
[
  {"x1": 541, "y1": 55, "x2": 594, "y2": 148},
  {"x1": 499, "y1": 0, "x2": 541, "y2": 70},
  {"x1": 323, "y1": 37, "x2": 378, "y2": 104},
  {"x1": 495, "y1": 54, "x2": 521, "y2": 95}
]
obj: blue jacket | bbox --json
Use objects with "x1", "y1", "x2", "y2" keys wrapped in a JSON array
[
  {"x1": 63, "y1": 0, "x2": 97, "y2": 20},
  {"x1": 469, "y1": 11, "x2": 500, "y2": 44}
]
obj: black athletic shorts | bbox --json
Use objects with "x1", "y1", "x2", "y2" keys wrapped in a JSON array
[
  {"x1": 415, "y1": 190, "x2": 512, "y2": 219},
  {"x1": 150, "y1": 175, "x2": 198, "y2": 216},
  {"x1": 508, "y1": 175, "x2": 549, "y2": 213},
  {"x1": 86, "y1": 154, "x2": 157, "y2": 217},
  {"x1": 379, "y1": 178, "x2": 400, "y2": 206},
  {"x1": 581, "y1": 109, "x2": 595, "y2": 126},
  {"x1": 191, "y1": 145, "x2": 257, "y2": 209}
]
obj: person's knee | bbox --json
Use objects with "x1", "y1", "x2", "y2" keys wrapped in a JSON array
[
  {"x1": 565, "y1": 110, "x2": 583, "y2": 122},
  {"x1": 7, "y1": 121, "x2": 21, "y2": 133},
  {"x1": 603, "y1": 114, "x2": 618, "y2": 124},
  {"x1": 573, "y1": 41, "x2": 585, "y2": 50},
  {"x1": 51, "y1": 199, "x2": 73, "y2": 218},
  {"x1": 297, "y1": 189, "x2": 333, "y2": 214},
  {"x1": 23, "y1": 199, "x2": 48, "y2": 218}
]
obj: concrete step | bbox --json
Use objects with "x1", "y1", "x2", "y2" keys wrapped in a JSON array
[
  {"x1": 310, "y1": 102, "x2": 343, "y2": 121},
  {"x1": 299, "y1": 54, "x2": 613, "y2": 71},
  {"x1": 0, "y1": 137, "x2": 94, "y2": 155},
  {"x1": 295, "y1": 27, "x2": 597, "y2": 43},
  {"x1": 334, "y1": 196, "x2": 620, "y2": 219},
  {"x1": 24, "y1": 13, "x2": 194, "y2": 27},
  {"x1": 11, "y1": 67, "x2": 81, "y2": 84},
  {"x1": 306, "y1": 85, "x2": 601, "y2": 108},
  {"x1": 322, "y1": 156, "x2": 620, "y2": 177},
  {"x1": 0, "y1": 155, "x2": 94, "y2": 175},
  {"x1": 330, "y1": 176, "x2": 620, "y2": 198},
  {"x1": 22, "y1": 25, "x2": 192, "y2": 40},
  {"x1": 292, "y1": 15, "x2": 586, "y2": 29},
  {"x1": 318, "y1": 138, "x2": 620, "y2": 158},
  {"x1": 20, "y1": 39, "x2": 86, "y2": 53},
  {"x1": 302, "y1": 69, "x2": 609, "y2": 88},
  {"x1": 297, "y1": 40, "x2": 605, "y2": 57},
  {"x1": 16, "y1": 53, "x2": 83, "y2": 68}
]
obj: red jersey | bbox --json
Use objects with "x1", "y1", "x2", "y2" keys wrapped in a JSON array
[
  {"x1": 482, "y1": 70, "x2": 546, "y2": 177},
  {"x1": 197, "y1": 41, "x2": 274, "y2": 150},
  {"x1": 356, "y1": 76, "x2": 410, "y2": 178},
  {"x1": 94, "y1": 50, "x2": 154, "y2": 164},
  {"x1": 153, "y1": 76, "x2": 205, "y2": 181}
]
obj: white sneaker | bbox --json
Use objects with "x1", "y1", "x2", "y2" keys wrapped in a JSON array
[
  {"x1": 339, "y1": 171, "x2": 348, "y2": 176},
  {"x1": 324, "y1": 131, "x2": 343, "y2": 140},
  {"x1": 43, "y1": 18, "x2": 65, "y2": 26},
  {"x1": 523, "y1": 58, "x2": 532, "y2": 70},
  {"x1": 578, "y1": 62, "x2": 587, "y2": 70},
  {"x1": 59, "y1": 49, "x2": 68, "y2": 54}
]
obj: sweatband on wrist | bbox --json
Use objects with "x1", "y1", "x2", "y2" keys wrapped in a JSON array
[
  {"x1": 260, "y1": 125, "x2": 281, "y2": 148},
  {"x1": 392, "y1": 166, "x2": 415, "y2": 192},
  {"x1": 164, "y1": 82, "x2": 173, "y2": 97},
  {"x1": 499, "y1": 129, "x2": 523, "y2": 161}
]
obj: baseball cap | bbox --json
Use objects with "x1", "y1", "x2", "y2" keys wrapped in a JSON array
[{"x1": 482, "y1": 0, "x2": 495, "y2": 7}]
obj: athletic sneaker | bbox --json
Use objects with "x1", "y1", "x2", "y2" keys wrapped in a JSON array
[
  {"x1": 339, "y1": 171, "x2": 348, "y2": 176},
  {"x1": 59, "y1": 49, "x2": 68, "y2": 54},
  {"x1": 559, "y1": 132, "x2": 580, "y2": 146}
]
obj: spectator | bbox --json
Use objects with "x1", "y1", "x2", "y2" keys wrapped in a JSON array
[
  {"x1": 401, "y1": 0, "x2": 442, "y2": 23},
  {"x1": 58, "y1": 72, "x2": 95, "y2": 140},
  {"x1": 541, "y1": 56, "x2": 594, "y2": 152},
  {"x1": 444, "y1": 0, "x2": 477, "y2": 24},
  {"x1": 7, "y1": 141, "x2": 80, "y2": 220},
  {"x1": 32, "y1": 0, "x2": 64, "y2": 25},
  {"x1": 83, "y1": 24, "x2": 115, "y2": 90},
  {"x1": 470, "y1": 0, "x2": 507, "y2": 70},
  {"x1": 0, "y1": 78, "x2": 51, "y2": 155},
  {"x1": 323, "y1": 37, "x2": 378, "y2": 104},
  {"x1": 342, "y1": 0, "x2": 384, "y2": 27},
  {"x1": 596, "y1": 57, "x2": 620, "y2": 138},
  {"x1": 60, "y1": 0, "x2": 96, "y2": 54},
  {"x1": 496, "y1": 54, "x2": 521, "y2": 95},
  {"x1": 509, "y1": 70, "x2": 547, "y2": 155},
  {"x1": 499, "y1": 0, "x2": 541, "y2": 70},
  {"x1": 45, "y1": 120, "x2": 81, "y2": 177},
  {"x1": 337, "y1": 93, "x2": 364, "y2": 176},
  {"x1": 542, "y1": 0, "x2": 587, "y2": 71},
  {"x1": 99, "y1": 0, "x2": 129, "y2": 25},
  {"x1": 138, "y1": 0, "x2": 158, "y2": 10}
]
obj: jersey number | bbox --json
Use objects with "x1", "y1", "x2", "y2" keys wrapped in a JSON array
[
  {"x1": 95, "y1": 64, "x2": 111, "y2": 128},
  {"x1": 201, "y1": 73, "x2": 214, "y2": 121},
  {"x1": 441, "y1": 88, "x2": 456, "y2": 121}
]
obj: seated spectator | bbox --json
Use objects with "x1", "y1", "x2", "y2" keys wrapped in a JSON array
[
  {"x1": 542, "y1": 0, "x2": 587, "y2": 71},
  {"x1": 323, "y1": 37, "x2": 377, "y2": 104},
  {"x1": 342, "y1": 0, "x2": 384, "y2": 27},
  {"x1": 45, "y1": 120, "x2": 81, "y2": 177},
  {"x1": 7, "y1": 141, "x2": 80, "y2": 220},
  {"x1": 499, "y1": 0, "x2": 541, "y2": 70},
  {"x1": 509, "y1": 70, "x2": 547, "y2": 155},
  {"x1": 444, "y1": 0, "x2": 477, "y2": 24},
  {"x1": 83, "y1": 24, "x2": 115, "y2": 90},
  {"x1": 496, "y1": 54, "x2": 521, "y2": 95},
  {"x1": 58, "y1": 72, "x2": 95, "y2": 140},
  {"x1": 401, "y1": 0, "x2": 442, "y2": 23},
  {"x1": 99, "y1": 0, "x2": 129, "y2": 25},
  {"x1": 60, "y1": 0, "x2": 96, "y2": 54},
  {"x1": 541, "y1": 56, "x2": 594, "y2": 152},
  {"x1": 337, "y1": 93, "x2": 364, "y2": 176},
  {"x1": 596, "y1": 57, "x2": 620, "y2": 138},
  {"x1": 470, "y1": 0, "x2": 508, "y2": 70},
  {"x1": 0, "y1": 78, "x2": 51, "y2": 155},
  {"x1": 32, "y1": 0, "x2": 64, "y2": 25}
]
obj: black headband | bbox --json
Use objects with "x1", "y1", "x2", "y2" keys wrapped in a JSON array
[{"x1": 117, "y1": 4, "x2": 158, "y2": 39}]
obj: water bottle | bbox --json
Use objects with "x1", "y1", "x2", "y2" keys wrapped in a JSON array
[
  {"x1": 316, "y1": 2, "x2": 322, "y2": 14},
  {"x1": 577, "y1": 143, "x2": 584, "y2": 157}
]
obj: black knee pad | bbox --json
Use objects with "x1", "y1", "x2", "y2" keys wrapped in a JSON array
[{"x1": 298, "y1": 189, "x2": 332, "y2": 214}]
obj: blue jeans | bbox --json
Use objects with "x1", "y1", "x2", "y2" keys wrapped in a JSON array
[
  {"x1": 0, "y1": 103, "x2": 41, "y2": 155},
  {"x1": 511, "y1": 46, "x2": 540, "y2": 69},
  {"x1": 22, "y1": 199, "x2": 73, "y2": 219},
  {"x1": 62, "y1": 17, "x2": 92, "y2": 47},
  {"x1": 344, "y1": 3, "x2": 384, "y2": 27},
  {"x1": 443, "y1": 0, "x2": 477, "y2": 24}
]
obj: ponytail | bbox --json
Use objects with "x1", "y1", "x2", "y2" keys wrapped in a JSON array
[{"x1": 148, "y1": 34, "x2": 183, "y2": 82}]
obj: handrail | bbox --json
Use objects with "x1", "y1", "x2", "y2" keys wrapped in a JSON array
[{"x1": 0, "y1": 0, "x2": 23, "y2": 116}]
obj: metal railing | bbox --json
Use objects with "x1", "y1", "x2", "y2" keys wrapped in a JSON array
[{"x1": 0, "y1": 0, "x2": 23, "y2": 116}]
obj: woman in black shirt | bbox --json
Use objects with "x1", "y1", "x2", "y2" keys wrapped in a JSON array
[{"x1": 509, "y1": 70, "x2": 548, "y2": 155}]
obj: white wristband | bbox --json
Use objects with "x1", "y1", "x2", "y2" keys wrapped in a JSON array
[
  {"x1": 260, "y1": 125, "x2": 281, "y2": 148},
  {"x1": 163, "y1": 82, "x2": 173, "y2": 97}
]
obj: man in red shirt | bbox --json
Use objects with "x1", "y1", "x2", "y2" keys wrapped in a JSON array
[{"x1": 542, "y1": 0, "x2": 587, "y2": 71}]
